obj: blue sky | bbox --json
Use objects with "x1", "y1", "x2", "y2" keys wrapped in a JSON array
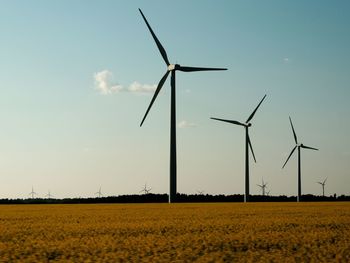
[{"x1": 0, "y1": 1, "x2": 349, "y2": 198}]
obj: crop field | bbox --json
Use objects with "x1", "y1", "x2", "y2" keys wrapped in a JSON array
[{"x1": 0, "y1": 202, "x2": 349, "y2": 262}]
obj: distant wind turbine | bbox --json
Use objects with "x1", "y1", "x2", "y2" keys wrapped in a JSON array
[
  {"x1": 95, "y1": 187, "x2": 103, "y2": 198},
  {"x1": 196, "y1": 190, "x2": 205, "y2": 195},
  {"x1": 317, "y1": 178, "x2": 327, "y2": 197},
  {"x1": 45, "y1": 190, "x2": 54, "y2": 199},
  {"x1": 29, "y1": 186, "x2": 37, "y2": 199},
  {"x1": 282, "y1": 117, "x2": 319, "y2": 202},
  {"x1": 257, "y1": 178, "x2": 268, "y2": 196},
  {"x1": 138, "y1": 9, "x2": 227, "y2": 203},
  {"x1": 211, "y1": 95, "x2": 267, "y2": 202},
  {"x1": 140, "y1": 183, "x2": 152, "y2": 195}
]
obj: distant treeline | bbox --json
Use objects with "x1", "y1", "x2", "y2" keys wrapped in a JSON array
[{"x1": 0, "y1": 194, "x2": 349, "y2": 204}]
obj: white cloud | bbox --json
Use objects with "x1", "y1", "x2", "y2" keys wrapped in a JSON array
[
  {"x1": 283, "y1": 58, "x2": 290, "y2": 63},
  {"x1": 94, "y1": 70, "x2": 124, "y2": 94},
  {"x1": 128, "y1": 81, "x2": 156, "y2": 94},
  {"x1": 178, "y1": 120, "x2": 197, "y2": 128},
  {"x1": 93, "y1": 70, "x2": 157, "y2": 95}
]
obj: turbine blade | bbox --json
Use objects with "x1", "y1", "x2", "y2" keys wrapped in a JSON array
[
  {"x1": 177, "y1": 66, "x2": 227, "y2": 72},
  {"x1": 289, "y1": 116, "x2": 298, "y2": 144},
  {"x1": 138, "y1": 9, "x2": 170, "y2": 65},
  {"x1": 210, "y1": 117, "x2": 245, "y2": 126},
  {"x1": 246, "y1": 94, "x2": 267, "y2": 123},
  {"x1": 140, "y1": 71, "x2": 170, "y2": 126},
  {"x1": 324, "y1": 177, "x2": 327, "y2": 184},
  {"x1": 282, "y1": 146, "x2": 297, "y2": 168},
  {"x1": 247, "y1": 134, "x2": 256, "y2": 163},
  {"x1": 301, "y1": 145, "x2": 318, "y2": 151}
]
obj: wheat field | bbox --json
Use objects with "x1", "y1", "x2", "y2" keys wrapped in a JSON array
[{"x1": 0, "y1": 202, "x2": 349, "y2": 262}]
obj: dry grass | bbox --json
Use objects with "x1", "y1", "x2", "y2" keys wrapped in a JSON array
[{"x1": 0, "y1": 202, "x2": 349, "y2": 262}]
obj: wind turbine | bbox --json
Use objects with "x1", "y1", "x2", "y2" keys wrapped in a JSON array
[
  {"x1": 282, "y1": 117, "x2": 319, "y2": 202},
  {"x1": 211, "y1": 95, "x2": 267, "y2": 202},
  {"x1": 140, "y1": 183, "x2": 152, "y2": 195},
  {"x1": 138, "y1": 9, "x2": 227, "y2": 203},
  {"x1": 45, "y1": 190, "x2": 54, "y2": 199},
  {"x1": 317, "y1": 178, "x2": 327, "y2": 197},
  {"x1": 29, "y1": 186, "x2": 37, "y2": 199},
  {"x1": 257, "y1": 178, "x2": 268, "y2": 196},
  {"x1": 95, "y1": 187, "x2": 103, "y2": 198}
]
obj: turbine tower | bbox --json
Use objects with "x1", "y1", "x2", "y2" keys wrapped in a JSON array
[
  {"x1": 29, "y1": 186, "x2": 37, "y2": 199},
  {"x1": 211, "y1": 95, "x2": 266, "y2": 202},
  {"x1": 257, "y1": 178, "x2": 268, "y2": 196},
  {"x1": 138, "y1": 9, "x2": 227, "y2": 203},
  {"x1": 282, "y1": 117, "x2": 318, "y2": 202},
  {"x1": 95, "y1": 187, "x2": 103, "y2": 198},
  {"x1": 317, "y1": 178, "x2": 327, "y2": 197},
  {"x1": 140, "y1": 183, "x2": 152, "y2": 195}
]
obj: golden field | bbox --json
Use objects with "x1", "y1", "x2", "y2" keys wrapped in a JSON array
[{"x1": 0, "y1": 202, "x2": 349, "y2": 262}]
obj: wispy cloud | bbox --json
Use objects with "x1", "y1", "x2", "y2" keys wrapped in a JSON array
[
  {"x1": 178, "y1": 120, "x2": 197, "y2": 128},
  {"x1": 283, "y1": 58, "x2": 290, "y2": 63},
  {"x1": 94, "y1": 70, "x2": 156, "y2": 95},
  {"x1": 94, "y1": 70, "x2": 124, "y2": 94},
  {"x1": 128, "y1": 81, "x2": 156, "y2": 94}
]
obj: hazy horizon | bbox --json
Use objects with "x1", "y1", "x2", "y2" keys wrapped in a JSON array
[{"x1": 1, "y1": 1, "x2": 349, "y2": 199}]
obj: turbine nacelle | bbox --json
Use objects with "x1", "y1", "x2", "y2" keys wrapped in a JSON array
[{"x1": 245, "y1": 123, "x2": 252, "y2": 127}]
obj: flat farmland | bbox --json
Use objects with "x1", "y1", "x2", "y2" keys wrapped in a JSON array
[{"x1": 0, "y1": 202, "x2": 349, "y2": 262}]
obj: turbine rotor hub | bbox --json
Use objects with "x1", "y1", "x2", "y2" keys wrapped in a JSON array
[
  {"x1": 246, "y1": 123, "x2": 252, "y2": 127},
  {"x1": 167, "y1": 64, "x2": 176, "y2": 71}
]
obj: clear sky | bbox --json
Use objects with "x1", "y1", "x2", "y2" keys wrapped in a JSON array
[{"x1": 0, "y1": 0, "x2": 349, "y2": 198}]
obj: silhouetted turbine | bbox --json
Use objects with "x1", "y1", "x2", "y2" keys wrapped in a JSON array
[
  {"x1": 138, "y1": 9, "x2": 227, "y2": 203},
  {"x1": 282, "y1": 117, "x2": 318, "y2": 202},
  {"x1": 29, "y1": 186, "x2": 37, "y2": 199},
  {"x1": 95, "y1": 187, "x2": 103, "y2": 198},
  {"x1": 45, "y1": 190, "x2": 54, "y2": 199},
  {"x1": 257, "y1": 178, "x2": 268, "y2": 196},
  {"x1": 211, "y1": 95, "x2": 266, "y2": 202},
  {"x1": 317, "y1": 177, "x2": 327, "y2": 197},
  {"x1": 140, "y1": 183, "x2": 152, "y2": 195}
]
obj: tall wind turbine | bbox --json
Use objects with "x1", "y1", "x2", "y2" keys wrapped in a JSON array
[
  {"x1": 95, "y1": 187, "x2": 103, "y2": 198},
  {"x1": 211, "y1": 95, "x2": 267, "y2": 202},
  {"x1": 257, "y1": 178, "x2": 268, "y2": 196},
  {"x1": 138, "y1": 9, "x2": 227, "y2": 203},
  {"x1": 29, "y1": 186, "x2": 37, "y2": 199},
  {"x1": 282, "y1": 117, "x2": 319, "y2": 202},
  {"x1": 317, "y1": 178, "x2": 327, "y2": 197}
]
